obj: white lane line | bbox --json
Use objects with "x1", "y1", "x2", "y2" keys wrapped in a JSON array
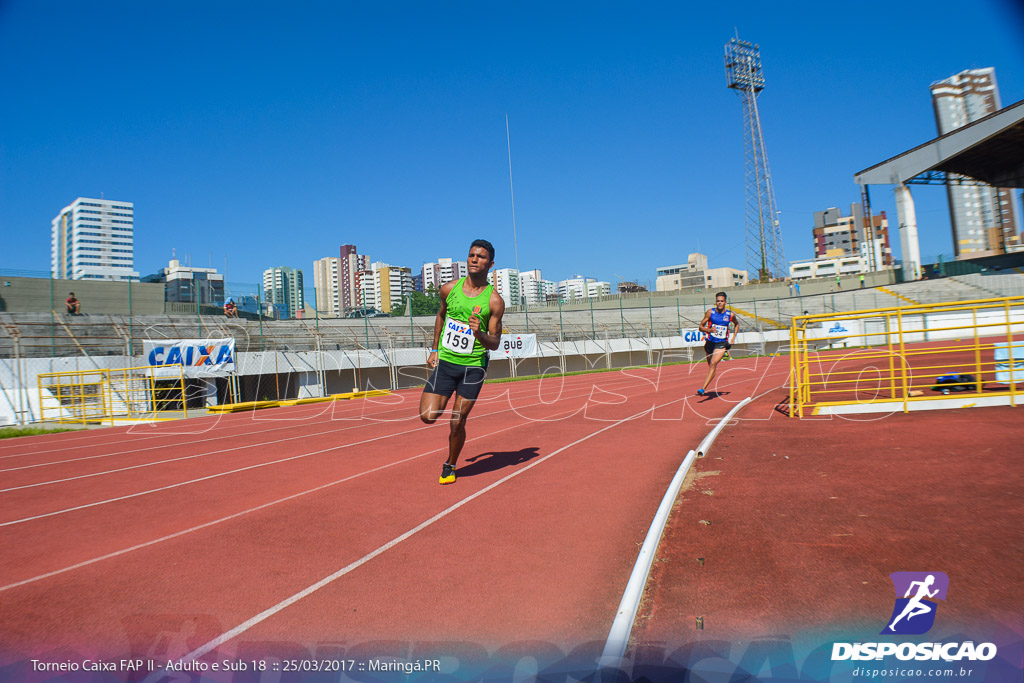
[
  {"x1": 0, "y1": 368, "x2": 652, "y2": 469},
  {"x1": 0, "y1": 366, "x2": 629, "y2": 459},
  {"x1": 0, "y1": 410, "x2": 577, "y2": 593},
  {"x1": 176, "y1": 400, "x2": 675, "y2": 666},
  {"x1": 0, "y1": 371, "x2": 687, "y2": 490},
  {"x1": 0, "y1": 373, "x2": 688, "y2": 523}
]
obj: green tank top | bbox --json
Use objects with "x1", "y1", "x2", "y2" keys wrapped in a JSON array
[{"x1": 438, "y1": 277, "x2": 493, "y2": 367}]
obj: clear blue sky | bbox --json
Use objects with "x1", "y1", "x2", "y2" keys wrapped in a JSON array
[{"x1": 2, "y1": 0, "x2": 1023, "y2": 290}]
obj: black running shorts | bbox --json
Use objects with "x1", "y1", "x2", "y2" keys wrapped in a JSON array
[
  {"x1": 704, "y1": 339, "x2": 731, "y2": 355},
  {"x1": 424, "y1": 359, "x2": 487, "y2": 400}
]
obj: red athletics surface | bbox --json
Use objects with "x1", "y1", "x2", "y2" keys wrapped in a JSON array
[
  {"x1": 632, "y1": 384, "x2": 1024, "y2": 660},
  {"x1": 0, "y1": 354, "x2": 792, "y2": 671}
]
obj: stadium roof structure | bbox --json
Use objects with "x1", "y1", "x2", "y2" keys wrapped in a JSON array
[{"x1": 854, "y1": 98, "x2": 1024, "y2": 189}]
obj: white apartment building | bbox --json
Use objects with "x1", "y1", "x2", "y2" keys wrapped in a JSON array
[
  {"x1": 587, "y1": 281, "x2": 611, "y2": 297},
  {"x1": 51, "y1": 197, "x2": 139, "y2": 281},
  {"x1": 489, "y1": 268, "x2": 521, "y2": 307},
  {"x1": 558, "y1": 275, "x2": 596, "y2": 300},
  {"x1": 263, "y1": 266, "x2": 305, "y2": 319},
  {"x1": 789, "y1": 255, "x2": 867, "y2": 281},
  {"x1": 931, "y1": 68, "x2": 1021, "y2": 256},
  {"x1": 422, "y1": 257, "x2": 468, "y2": 292},
  {"x1": 358, "y1": 262, "x2": 414, "y2": 313},
  {"x1": 312, "y1": 257, "x2": 342, "y2": 317},
  {"x1": 518, "y1": 269, "x2": 557, "y2": 305}
]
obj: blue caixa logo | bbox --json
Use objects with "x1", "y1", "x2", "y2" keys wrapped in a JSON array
[
  {"x1": 881, "y1": 572, "x2": 949, "y2": 635},
  {"x1": 828, "y1": 322, "x2": 849, "y2": 334}
]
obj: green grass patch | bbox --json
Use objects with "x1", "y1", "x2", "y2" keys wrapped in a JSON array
[
  {"x1": 0, "y1": 426, "x2": 81, "y2": 439},
  {"x1": 484, "y1": 358, "x2": 702, "y2": 384}
]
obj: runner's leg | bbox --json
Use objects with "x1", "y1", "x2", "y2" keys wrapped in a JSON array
[
  {"x1": 701, "y1": 347, "x2": 728, "y2": 393},
  {"x1": 446, "y1": 393, "x2": 477, "y2": 466}
]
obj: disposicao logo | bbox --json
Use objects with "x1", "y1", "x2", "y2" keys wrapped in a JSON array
[
  {"x1": 882, "y1": 572, "x2": 947, "y2": 635},
  {"x1": 831, "y1": 572, "x2": 997, "y2": 662}
]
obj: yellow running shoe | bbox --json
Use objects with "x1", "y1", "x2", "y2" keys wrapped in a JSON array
[{"x1": 439, "y1": 462, "x2": 456, "y2": 485}]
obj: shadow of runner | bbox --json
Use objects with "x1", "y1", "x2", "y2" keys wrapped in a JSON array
[{"x1": 458, "y1": 447, "x2": 542, "y2": 478}]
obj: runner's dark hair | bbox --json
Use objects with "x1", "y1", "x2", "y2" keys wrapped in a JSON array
[
  {"x1": 715, "y1": 291, "x2": 727, "y2": 300},
  {"x1": 470, "y1": 239, "x2": 495, "y2": 262}
]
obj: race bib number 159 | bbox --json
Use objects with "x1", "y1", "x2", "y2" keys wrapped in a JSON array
[{"x1": 441, "y1": 317, "x2": 475, "y2": 354}]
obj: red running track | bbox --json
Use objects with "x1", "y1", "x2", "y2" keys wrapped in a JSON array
[{"x1": 0, "y1": 355, "x2": 791, "y2": 669}]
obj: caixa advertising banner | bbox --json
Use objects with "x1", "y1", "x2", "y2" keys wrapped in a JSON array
[
  {"x1": 489, "y1": 334, "x2": 537, "y2": 359},
  {"x1": 143, "y1": 338, "x2": 236, "y2": 377},
  {"x1": 680, "y1": 328, "x2": 709, "y2": 347}
]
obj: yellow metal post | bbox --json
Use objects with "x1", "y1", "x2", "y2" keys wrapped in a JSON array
[
  {"x1": 896, "y1": 308, "x2": 909, "y2": 413},
  {"x1": 1006, "y1": 300, "x2": 1016, "y2": 407}
]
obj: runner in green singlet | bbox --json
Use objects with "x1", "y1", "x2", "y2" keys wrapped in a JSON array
[{"x1": 419, "y1": 240, "x2": 505, "y2": 485}]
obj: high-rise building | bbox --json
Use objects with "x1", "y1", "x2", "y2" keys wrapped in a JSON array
[
  {"x1": 339, "y1": 245, "x2": 371, "y2": 312},
  {"x1": 813, "y1": 204, "x2": 892, "y2": 267},
  {"x1": 518, "y1": 269, "x2": 556, "y2": 305},
  {"x1": 489, "y1": 268, "x2": 521, "y2": 307},
  {"x1": 263, "y1": 266, "x2": 304, "y2": 319},
  {"x1": 142, "y1": 259, "x2": 224, "y2": 304},
  {"x1": 50, "y1": 197, "x2": 139, "y2": 281},
  {"x1": 930, "y1": 68, "x2": 1021, "y2": 256},
  {"x1": 558, "y1": 275, "x2": 600, "y2": 300},
  {"x1": 312, "y1": 257, "x2": 342, "y2": 317},
  {"x1": 422, "y1": 258, "x2": 468, "y2": 292},
  {"x1": 358, "y1": 262, "x2": 413, "y2": 314}
]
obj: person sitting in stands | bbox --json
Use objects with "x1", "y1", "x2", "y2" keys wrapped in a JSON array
[
  {"x1": 223, "y1": 299, "x2": 238, "y2": 318},
  {"x1": 65, "y1": 292, "x2": 81, "y2": 315}
]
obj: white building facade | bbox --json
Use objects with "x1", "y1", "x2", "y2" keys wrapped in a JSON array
[
  {"x1": 422, "y1": 257, "x2": 468, "y2": 292},
  {"x1": 489, "y1": 268, "x2": 521, "y2": 307},
  {"x1": 263, "y1": 266, "x2": 305, "y2": 319},
  {"x1": 359, "y1": 262, "x2": 414, "y2": 313},
  {"x1": 312, "y1": 257, "x2": 342, "y2": 317},
  {"x1": 51, "y1": 197, "x2": 139, "y2": 281},
  {"x1": 931, "y1": 68, "x2": 1021, "y2": 256},
  {"x1": 518, "y1": 269, "x2": 557, "y2": 305}
]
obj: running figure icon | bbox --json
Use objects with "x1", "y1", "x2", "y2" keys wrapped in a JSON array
[{"x1": 888, "y1": 574, "x2": 939, "y2": 631}]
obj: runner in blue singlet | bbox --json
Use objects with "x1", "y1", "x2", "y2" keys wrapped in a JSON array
[{"x1": 696, "y1": 292, "x2": 741, "y2": 397}]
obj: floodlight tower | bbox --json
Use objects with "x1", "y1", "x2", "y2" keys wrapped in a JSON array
[{"x1": 725, "y1": 37, "x2": 785, "y2": 281}]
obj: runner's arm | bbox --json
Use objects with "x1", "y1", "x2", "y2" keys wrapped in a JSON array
[
  {"x1": 697, "y1": 309, "x2": 713, "y2": 335},
  {"x1": 469, "y1": 291, "x2": 505, "y2": 351},
  {"x1": 730, "y1": 313, "x2": 741, "y2": 343},
  {"x1": 428, "y1": 282, "x2": 454, "y2": 366}
]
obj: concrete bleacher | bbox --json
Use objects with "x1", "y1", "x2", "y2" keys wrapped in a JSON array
[{"x1": 2, "y1": 272, "x2": 1023, "y2": 358}]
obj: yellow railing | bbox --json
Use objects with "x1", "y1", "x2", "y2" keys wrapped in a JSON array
[
  {"x1": 789, "y1": 296, "x2": 1024, "y2": 417},
  {"x1": 38, "y1": 364, "x2": 187, "y2": 425}
]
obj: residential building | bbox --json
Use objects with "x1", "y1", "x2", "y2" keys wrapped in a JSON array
[
  {"x1": 618, "y1": 281, "x2": 647, "y2": 293},
  {"x1": 656, "y1": 253, "x2": 707, "y2": 291},
  {"x1": 789, "y1": 255, "x2": 868, "y2": 281},
  {"x1": 703, "y1": 267, "x2": 749, "y2": 290},
  {"x1": 358, "y1": 262, "x2": 413, "y2": 314},
  {"x1": 339, "y1": 244, "x2": 371, "y2": 312},
  {"x1": 587, "y1": 281, "x2": 611, "y2": 297},
  {"x1": 558, "y1": 275, "x2": 597, "y2": 300},
  {"x1": 263, "y1": 266, "x2": 304, "y2": 319},
  {"x1": 422, "y1": 257, "x2": 468, "y2": 293},
  {"x1": 813, "y1": 204, "x2": 892, "y2": 267},
  {"x1": 312, "y1": 257, "x2": 342, "y2": 317},
  {"x1": 142, "y1": 259, "x2": 224, "y2": 305},
  {"x1": 930, "y1": 68, "x2": 1021, "y2": 256},
  {"x1": 50, "y1": 197, "x2": 139, "y2": 281},
  {"x1": 489, "y1": 268, "x2": 521, "y2": 307},
  {"x1": 518, "y1": 269, "x2": 557, "y2": 305}
]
